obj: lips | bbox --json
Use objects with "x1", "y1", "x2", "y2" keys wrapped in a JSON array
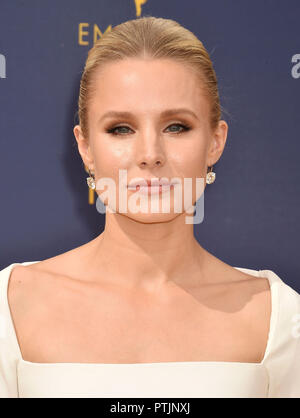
[
  {"x1": 127, "y1": 178, "x2": 177, "y2": 189},
  {"x1": 132, "y1": 184, "x2": 175, "y2": 195}
]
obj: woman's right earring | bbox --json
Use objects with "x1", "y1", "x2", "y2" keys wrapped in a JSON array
[
  {"x1": 206, "y1": 165, "x2": 216, "y2": 184},
  {"x1": 86, "y1": 168, "x2": 96, "y2": 190}
]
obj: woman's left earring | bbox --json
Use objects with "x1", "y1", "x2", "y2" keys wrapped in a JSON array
[{"x1": 206, "y1": 165, "x2": 216, "y2": 184}]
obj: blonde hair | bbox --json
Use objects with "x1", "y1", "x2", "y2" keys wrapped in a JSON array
[{"x1": 77, "y1": 15, "x2": 223, "y2": 139}]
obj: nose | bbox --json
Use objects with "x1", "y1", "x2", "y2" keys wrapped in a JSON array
[{"x1": 136, "y1": 129, "x2": 166, "y2": 169}]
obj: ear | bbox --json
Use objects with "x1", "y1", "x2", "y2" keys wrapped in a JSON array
[
  {"x1": 73, "y1": 125, "x2": 95, "y2": 172},
  {"x1": 206, "y1": 120, "x2": 228, "y2": 167}
]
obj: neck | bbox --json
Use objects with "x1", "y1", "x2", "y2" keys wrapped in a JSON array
[{"x1": 87, "y1": 211, "x2": 208, "y2": 292}]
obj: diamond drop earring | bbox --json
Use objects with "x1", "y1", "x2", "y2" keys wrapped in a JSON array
[
  {"x1": 86, "y1": 168, "x2": 96, "y2": 190},
  {"x1": 206, "y1": 165, "x2": 216, "y2": 184}
]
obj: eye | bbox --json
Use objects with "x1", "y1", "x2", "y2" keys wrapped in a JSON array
[
  {"x1": 106, "y1": 125, "x2": 132, "y2": 136},
  {"x1": 165, "y1": 123, "x2": 191, "y2": 134}
]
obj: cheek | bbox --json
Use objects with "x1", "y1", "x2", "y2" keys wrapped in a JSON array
[
  {"x1": 91, "y1": 137, "x2": 133, "y2": 178},
  {"x1": 168, "y1": 140, "x2": 207, "y2": 179}
]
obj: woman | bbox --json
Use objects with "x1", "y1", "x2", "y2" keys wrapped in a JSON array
[{"x1": 1, "y1": 16, "x2": 300, "y2": 398}]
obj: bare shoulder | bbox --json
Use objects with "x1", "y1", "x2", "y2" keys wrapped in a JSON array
[
  {"x1": 231, "y1": 268, "x2": 271, "y2": 317},
  {"x1": 233, "y1": 268, "x2": 272, "y2": 351},
  {"x1": 215, "y1": 263, "x2": 272, "y2": 344},
  {"x1": 7, "y1": 262, "x2": 55, "y2": 312},
  {"x1": 7, "y1": 263, "x2": 46, "y2": 339},
  {"x1": 216, "y1": 262, "x2": 272, "y2": 312},
  {"x1": 8, "y1": 264, "x2": 42, "y2": 307},
  {"x1": 199, "y1": 253, "x2": 272, "y2": 346},
  {"x1": 7, "y1": 242, "x2": 93, "y2": 328},
  {"x1": 8, "y1": 231, "x2": 104, "y2": 305},
  {"x1": 11, "y1": 234, "x2": 97, "y2": 284},
  {"x1": 202, "y1": 251, "x2": 271, "y2": 299},
  {"x1": 221, "y1": 266, "x2": 272, "y2": 362},
  {"x1": 8, "y1": 254, "x2": 71, "y2": 304}
]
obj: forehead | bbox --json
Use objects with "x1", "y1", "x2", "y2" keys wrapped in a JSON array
[{"x1": 89, "y1": 58, "x2": 208, "y2": 119}]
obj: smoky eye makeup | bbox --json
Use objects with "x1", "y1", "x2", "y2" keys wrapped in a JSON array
[{"x1": 104, "y1": 121, "x2": 193, "y2": 136}]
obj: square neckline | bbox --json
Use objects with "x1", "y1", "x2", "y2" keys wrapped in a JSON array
[{"x1": 2, "y1": 261, "x2": 279, "y2": 368}]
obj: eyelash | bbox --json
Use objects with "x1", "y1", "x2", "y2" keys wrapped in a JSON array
[{"x1": 105, "y1": 123, "x2": 191, "y2": 136}]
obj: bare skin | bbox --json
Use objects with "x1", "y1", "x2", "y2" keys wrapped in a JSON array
[{"x1": 7, "y1": 58, "x2": 271, "y2": 364}]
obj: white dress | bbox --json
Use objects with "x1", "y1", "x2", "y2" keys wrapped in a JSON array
[{"x1": 1, "y1": 261, "x2": 300, "y2": 398}]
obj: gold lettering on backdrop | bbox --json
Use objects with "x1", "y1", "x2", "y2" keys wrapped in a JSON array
[
  {"x1": 78, "y1": 23, "x2": 112, "y2": 46},
  {"x1": 78, "y1": 23, "x2": 89, "y2": 45},
  {"x1": 93, "y1": 24, "x2": 112, "y2": 44},
  {"x1": 134, "y1": 0, "x2": 148, "y2": 17}
]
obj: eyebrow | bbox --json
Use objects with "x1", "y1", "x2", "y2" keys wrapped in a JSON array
[{"x1": 99, "y1": 108, "x2": 199, "y2": 123}]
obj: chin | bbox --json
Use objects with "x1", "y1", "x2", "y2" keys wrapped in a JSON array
[{"x1": 119, "y1": 210, "x2": 183, "y2": 224}]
